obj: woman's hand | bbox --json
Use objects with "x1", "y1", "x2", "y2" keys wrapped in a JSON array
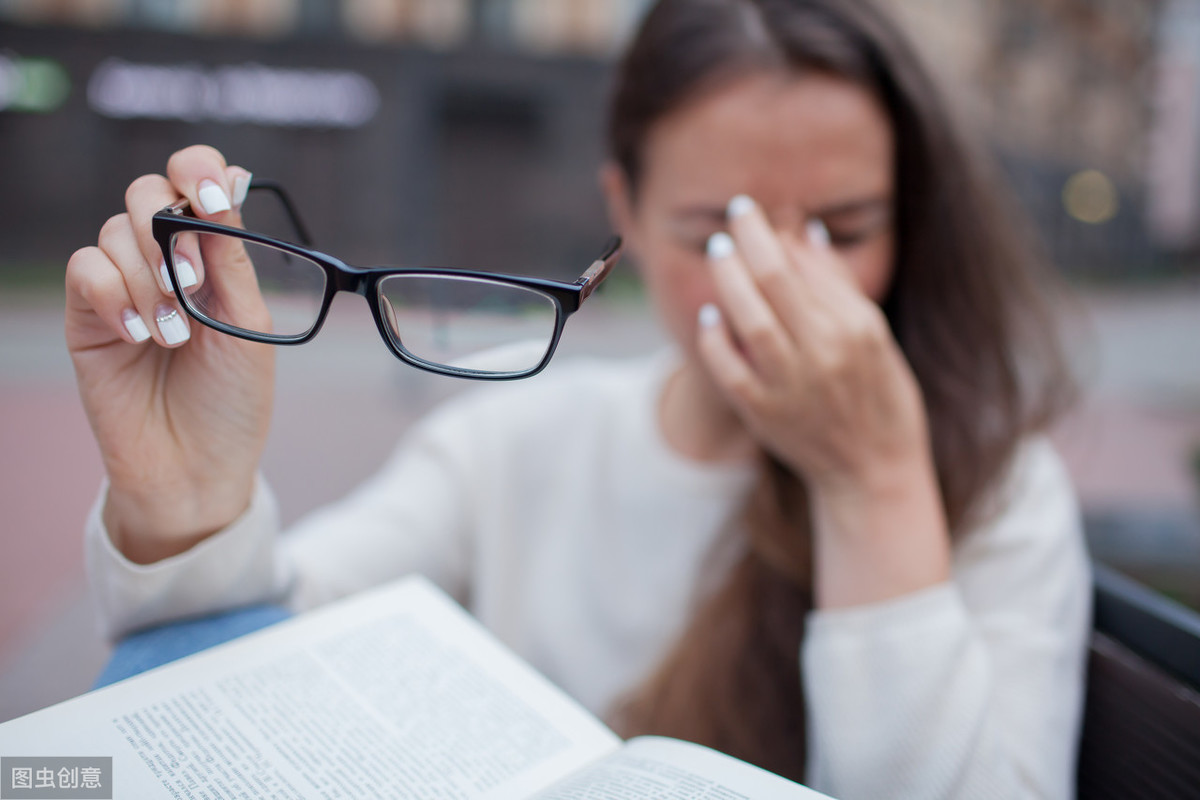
[
  {"x1": 65, "y1": 145, "x2": 274, "y2": 564},
  {"x1": 697, "y1": 195, "x2": 950, "y2": 607},
  {"x1": 697, "y1": 194, "x2": 925, "y2": 489}
]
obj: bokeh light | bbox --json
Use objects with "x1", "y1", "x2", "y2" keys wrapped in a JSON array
[
  {"x1": 0, "y1": 55, "x2": 70, "y2": 113},
  {"x1": 1062, "y1": 168, "x2": 1120, "y2": 225}
]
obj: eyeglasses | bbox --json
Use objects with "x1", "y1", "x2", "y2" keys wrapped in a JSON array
[{"x1": 151, "y1": 179, "x2": 622, "y2": 380}]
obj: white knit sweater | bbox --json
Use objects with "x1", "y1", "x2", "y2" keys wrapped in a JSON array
[{"x1": 86, "y1": 351, "x2": 1091, "y2": 799}]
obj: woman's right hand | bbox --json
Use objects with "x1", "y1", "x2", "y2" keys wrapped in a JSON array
[{"x1": 66, "y1": 145, "x2": 275, "y2": 564}]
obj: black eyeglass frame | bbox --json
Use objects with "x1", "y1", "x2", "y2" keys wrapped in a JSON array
[{"x1": 151, "y1": 179, "x2": 622, "y2": 380}]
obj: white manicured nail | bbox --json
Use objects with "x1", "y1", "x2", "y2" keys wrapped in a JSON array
[
  {"x1": 698, "y1": 303, "x2": 721, "y2": 329},
  {"x1": 232, "y1": 173, "x2": 251, "y2": 207},
  {"x1": 197, "y1": 180, "x2": 231, "y2": 214},
  {"x1": 807, "y1": 218, "x2": 831, "y2": 249},
  {"x1": 159, "y1": 257, "x2": 197, "y2": 292},
  {"x1": 155, "y1": 304, "x2": 190, "y2": 345},
  {"x1": 727, "y1": 195, "x2": 755, "y2": 218},
  {"x1": 122, "y1": 309, "x2": 151, "y2": 343},
  {"x1": 706, "y1": 231, "x2": 736, "y2": 260}
]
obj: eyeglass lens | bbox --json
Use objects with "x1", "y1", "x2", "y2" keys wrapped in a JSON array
[
  {"x1": 172, "y1": 231, "x2": 328, "y2": 339},
  {"x1": 377, "y1": 274, "x2": 558, "y2": 374}
]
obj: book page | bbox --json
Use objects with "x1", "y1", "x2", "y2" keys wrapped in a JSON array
[
  {"x1": 0, "y1": 576, "x2": 620, "y2": 799},
  {"x1": 532, "y1": 736, "x2": 832, "y2": 799}
]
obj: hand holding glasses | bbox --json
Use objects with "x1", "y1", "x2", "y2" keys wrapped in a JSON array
[{"x1": 152, "y1": 180, "x2": 622, "y2": 380}]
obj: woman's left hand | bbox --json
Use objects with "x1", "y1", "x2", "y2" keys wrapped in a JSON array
[
  {"x1": 696, "y1": 194, "x2": 927, "y2": 495},
  {"x1": 696, "y1": 195, "x2": 952, "y2": 608}
]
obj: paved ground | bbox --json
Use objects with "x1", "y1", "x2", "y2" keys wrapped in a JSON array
[{"x1": 2, "y1": 278, "x2": 1199, "y2": 722}]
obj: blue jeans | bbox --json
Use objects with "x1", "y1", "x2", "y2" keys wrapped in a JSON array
[{"x1": 93, "y1": 605, "x2": 293, "y2": 689}]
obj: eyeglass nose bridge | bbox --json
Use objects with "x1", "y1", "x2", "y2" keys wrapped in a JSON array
[
  {"x1": 329, "y1": 267, "x2": 408, "y2": 345},
  {"x1": 324, "y1": 264, "x2": 376, "y2": 298},
  {"x1": 306, "y1": 264, "x2": 393, "y2": 344}
]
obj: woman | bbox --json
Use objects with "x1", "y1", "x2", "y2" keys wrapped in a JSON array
[{"x1": 66, "y1": 0, "x2": 1090, "y2": 796}]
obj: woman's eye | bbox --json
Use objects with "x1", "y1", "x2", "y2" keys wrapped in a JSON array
[
  {"x1": 827, "y1": 229, "x2": 874, "y2": 248},
  {"x1": 682, "y1": 231, "x2": 723, "y2": 254}
]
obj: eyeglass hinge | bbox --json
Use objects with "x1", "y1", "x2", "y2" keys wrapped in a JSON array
[{"x1": 576, "y1": 257, "x2": 609, "y2": 301}]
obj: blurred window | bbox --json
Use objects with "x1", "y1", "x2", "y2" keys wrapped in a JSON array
[
  {"x1": 341, "y1": 0, "x2": 470, "y2": 48},
  {"x1": 0, "y1": 0, "x2": 655, "y2": 55}
]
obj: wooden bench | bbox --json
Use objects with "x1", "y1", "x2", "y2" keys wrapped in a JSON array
[{"x1": 1076, "y1": 563, "x2": 1200, "y2": 798}]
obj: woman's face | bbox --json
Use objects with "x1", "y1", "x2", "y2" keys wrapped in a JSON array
[{"x1": 603, "y1": 71, "x2": 896, "y2": 361}]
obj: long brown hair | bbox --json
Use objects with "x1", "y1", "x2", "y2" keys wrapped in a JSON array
[{"x1": 607, "y1": 0, "x2": 1075, "y2": 782}]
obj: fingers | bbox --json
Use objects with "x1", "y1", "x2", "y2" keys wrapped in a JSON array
[
  {"x1": 67, "y1": 146, "x2": 258, "y2": 357},
  {"x1": 696, "y1": 302, "x2": 762, "y2": 409},
  {"x1": 93, "y1": 212, "x2": 191, "y2": 348},
  {"x1": 227, "y1": 166, "x2": 252, "y2": 211},
  {"x1": 162, "y1": 146, "x2": 250, "y2": 223},
  {"x1": 157, "y1": 156, "x2": 252, "y2": 299},
  {"x1": 697, "y1": 197, "x2": 916, "y2": 487},
  {"x1": 166, "y1": 144, "x2": 234, "y2": 218},
  {"x1": 725, "y1": 195, "x2": 811, "y2": 329},
  {"x1": 69, "y1": 148, "x2": 222, "y2": 350},
  {"x1": 705, "y1": 230, "x2": 791, "y2": 374},
  {"x1": 66, "y1": 246, "x2": 149, "y2": 348},
  {"x1": 66, "y1": 242, "x2": 189, "y2": 352},
  {"x1": 806, "y1": 217, "x2": 831, "y2": 249},
  {"x1": 708, "y1": 194, "x2": 863, "y2": 351},
  {"x1": 128, "y1": 148, "x2": 248, "y2": 289},
  {"x1": 698, "y1": 196, "x2": 853, "y2": 388},
  {"x1": 124, "y1": 173, "x2": 193, "y2": 296}
]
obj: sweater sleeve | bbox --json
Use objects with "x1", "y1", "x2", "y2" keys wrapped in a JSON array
[
  {"x1": 85, "y1": 475, "x2": 286, "y2": 640},
  {"x1": 801, "y1": 439, "x2": 1091, "y2": 800},
  {"x1": 85, "y1": 399, "x2": 477, "y2": 642}
]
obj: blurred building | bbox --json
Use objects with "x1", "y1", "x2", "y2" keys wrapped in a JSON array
[
  {"x1": 1, "y1": 0, "x2": 1193, "y2": 274},
  {"x1": 0, "y1": 0, "x2": 651, "y2": 52},
  {"x1": 1145, "y1": 0, "x2": 1200, "y2": 251},
  {"x1": 881, "y1": 0, "x2": 1171, "y2": 270},
  {"x1": 0, "y1": 0, "x2": 656, "y2": 281}
]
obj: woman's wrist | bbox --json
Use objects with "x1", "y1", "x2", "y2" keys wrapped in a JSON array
[
  {"x1": 810, "y1": 448, "x2": 952, "y2": 610},
  {"x1": 810, "y1": 436, "x2": 931, "y2": 505},
  {"x1": 103, "y1": 478, "x2": 254, "y2": 564}
]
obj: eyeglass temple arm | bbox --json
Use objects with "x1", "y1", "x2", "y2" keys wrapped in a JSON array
[
  {"x1": 575, "y1": 236, "x2": 622, "y2": 302},
  {"x1": 156, "y1": 180, "x2": 314, "y2": 248},
  {"x1": 162, "y1": 197, "x2": 191, "y2": 216},
  {"x1": 249, "y1": 178, "x2": 315, "y2": 247}
]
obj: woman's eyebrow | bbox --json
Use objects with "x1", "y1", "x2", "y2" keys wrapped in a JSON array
[
  {"x1": 812, "y1": 197, "x2": 891, "y2": 219},
  {"x1": 669, "y1": 197, "x2": 891, "y2": 224},
  {"x1": 671, "y1": 205, "x2": 728, "y2": 223}
]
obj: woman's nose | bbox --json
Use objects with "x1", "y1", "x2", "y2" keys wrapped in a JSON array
[{"x1": 764, "y1": 204, "x2": 807, "y2": 239}]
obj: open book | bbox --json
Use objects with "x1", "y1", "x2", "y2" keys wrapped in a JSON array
[{"x1": 0, "y1": 576, "x2": 830, "y2": 799}]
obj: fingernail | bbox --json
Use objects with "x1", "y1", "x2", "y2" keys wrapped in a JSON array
[
  {"x1": 122, "y1": 309, "x2": 151, "y2": 343},
  {"x1": 727, "y1": 195, "x2": 755, "y2": 218},
  {"x1": 159, "y1": 257, "x2": 197, "y2": 292},
  {"x1": 706, "y1": 231, "x2": 736, "y2": 261},
  {"x1": 698, "y1": 302, "x2": 721, "y2": 329},
  {"x1": 198, "y1": 180, "x2": 231, "y2": 215},
  {"x1": 807, "y1": 218, "x2": 831, "y2": 249},
  {"x1": 232, "y1": 173, "x2": 251, "y2": 207},
  {"x1": 155, "y1": 304, "x2": 190, "y2": 345}
]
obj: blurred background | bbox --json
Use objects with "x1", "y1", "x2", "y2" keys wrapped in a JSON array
[{"x1": 2, "y1": 0, "x2": 1199, "y2": 721}]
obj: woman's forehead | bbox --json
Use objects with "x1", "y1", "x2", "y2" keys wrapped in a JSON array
[{"x1": 638, "y1": 72, "x2": 895, "y2": 211}]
